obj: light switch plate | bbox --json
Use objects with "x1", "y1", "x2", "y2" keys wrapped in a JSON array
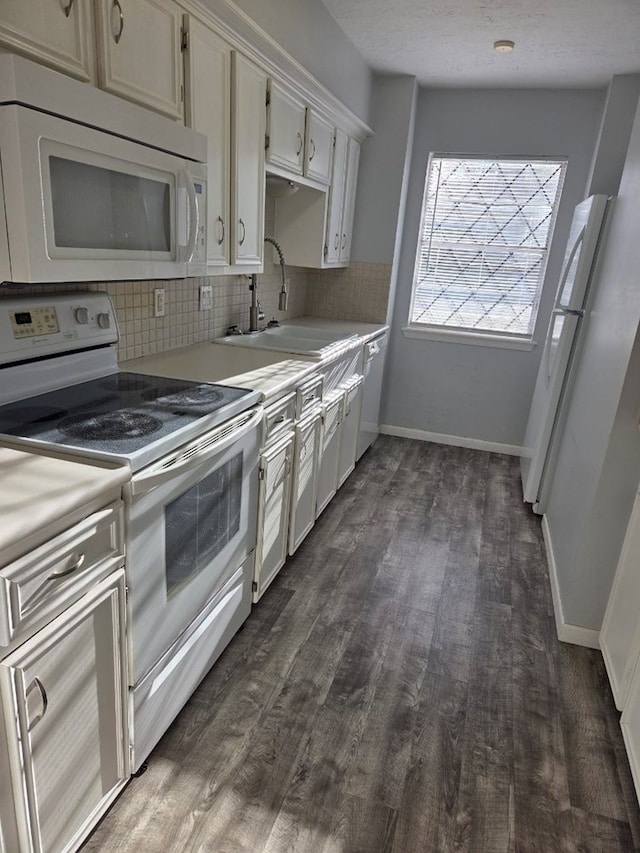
[{"x1": 200, "y1": 285, "x2": 213, "y2": 311}]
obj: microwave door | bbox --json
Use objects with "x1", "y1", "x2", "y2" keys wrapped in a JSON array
[{"x1": 0, "y1": 104, "x2": 190, "y2": 282}]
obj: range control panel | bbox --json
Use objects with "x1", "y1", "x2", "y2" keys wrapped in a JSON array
[
  {"x1": 10, "y1": 307, "x2": 60, "y2": 338},
  {"x1": 0, "y1": 293, "x2": 118, "y2": 365}
]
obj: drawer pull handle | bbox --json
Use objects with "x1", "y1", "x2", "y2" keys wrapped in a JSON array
[
  {"x1": 296, "y1": 132, "x2": 303, "y2": 157},
  {"x1": 49, "y1": 552, "x2": 86, "y2": 580},
  {"x1": 309, "y1": 138, "x2": 316, "y2": 162},
  {"x1": 26, "y1": 677, "x2": 48, "y2": 731},
  {"x1": 216, "y1": 216, "x2": 225, "y2": 246},
  {"x1": 273, "y1": 415, "x2": 286, "y2": 425},
  {"x1": 302, "y1": 394, "x2": 315, "y2": 404},
  {"x1": 238, "y1": 218, "x2": 246, "y2": 246}
]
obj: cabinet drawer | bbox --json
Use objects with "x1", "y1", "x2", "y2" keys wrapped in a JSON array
[
  {"x1": 0, "y1": 501, "x2": 124, "y2": 647},
  {"x1": 264, "y1": 392, "x2": 296, "y2": 447},
  {"x1": 296, "y1": 374, "x2": 324, "y2": 419}
]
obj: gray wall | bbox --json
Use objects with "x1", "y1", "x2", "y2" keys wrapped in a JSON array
[
  {"x1": 351, "y1": 74, "x2": 418, "y2": 265},
  {"x1": 381, "y1": 87, "x2": 605, "y2": 447},
  {"x1": 227, "y1": 0, "x2": 372, "y2": 122},
  {"x1": 545, "y1": 94, "x2": 640, "y2": 631}
]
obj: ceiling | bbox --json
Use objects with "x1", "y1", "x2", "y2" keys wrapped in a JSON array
[{"x1": 319, "y1": 0, "x2": 640, "y2": 88}]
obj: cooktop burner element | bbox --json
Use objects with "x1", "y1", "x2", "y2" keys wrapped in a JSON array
[
  {"x1": 59, "y1": 410, "x2": 164, "y2": 441},
  {"x1": 144, "y1": 385, "x2": 226, "y2": 412},
  {"x1": 0, "y1": 370, "x2": 257, "y2": 469}
]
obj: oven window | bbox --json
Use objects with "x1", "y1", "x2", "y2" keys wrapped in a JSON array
[
  {"x1": 164, "y1": 453, "x2": 243, "y2": 597},
  {"x1": 49, "y1": 156, "x2": 171, "y2": 252}
]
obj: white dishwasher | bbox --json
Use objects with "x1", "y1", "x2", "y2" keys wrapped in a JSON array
[{"x1": 356, "y1": 331, "x2": 388, "y2": 460}]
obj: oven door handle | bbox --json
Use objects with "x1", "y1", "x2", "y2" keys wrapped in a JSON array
[{"x1": 130, "y1": 407, "x2": 263, "y2": 497}]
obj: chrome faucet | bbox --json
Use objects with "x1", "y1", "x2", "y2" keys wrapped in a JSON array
[{"x1": 248, "y1": 235, "x2": 288, "y2": 332}]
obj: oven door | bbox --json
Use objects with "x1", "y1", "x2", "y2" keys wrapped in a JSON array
[
  {"x1": 0, "y1": 104, "x2": 204, "y2": 282},
  {"x1": 126, "y1": 407, "x2": 262, "y2": 684}
]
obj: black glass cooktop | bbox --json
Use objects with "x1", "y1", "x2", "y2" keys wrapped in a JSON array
[{"x1": 0, "y1": 372, "x2": 254, "y2": 460}]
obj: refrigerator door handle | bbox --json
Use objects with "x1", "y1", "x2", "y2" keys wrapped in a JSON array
[{"x1": 555, "y1": 306, "x2": 585, "y2": 318}]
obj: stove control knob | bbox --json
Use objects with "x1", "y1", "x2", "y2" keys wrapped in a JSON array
[
  {"x1": 74, "y1": 307, "x2": 89, "y2": 325},
  {"x1": 97, "y1": 312, "x2": 111, "y2": 330}
]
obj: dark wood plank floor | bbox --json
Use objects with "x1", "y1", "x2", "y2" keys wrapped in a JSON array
[{"x1": 84, "y1": 437, "x2": 640, "y2": 852}]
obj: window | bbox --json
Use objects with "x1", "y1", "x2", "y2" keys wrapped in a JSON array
[{"x1": 409, "y1": 155, "x2": 566, "y2": 339}]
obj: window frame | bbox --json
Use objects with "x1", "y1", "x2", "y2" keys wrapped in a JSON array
[{"x1": 405, "y1": 152, "x2": 567, "y2": 348}]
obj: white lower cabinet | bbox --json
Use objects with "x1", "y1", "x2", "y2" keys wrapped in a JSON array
[
  {"x1": 253, "y1": 433, "x2": 294, "y2": 601},
  {"x1": 0, "y1": 570, "x2": 128, "y2": 853},
  {"x1": 601, "y1": 489, "x2": 640, "y2": 710},
  {"x1": 316, "y1": 390, "x2": 344, "y2": 517},
  {"x1": 337, "y1": 376, "x2": 364, "y2": 488},
  {"x1": 289, "y1": 408, "x2": 322, "y2": 555}
]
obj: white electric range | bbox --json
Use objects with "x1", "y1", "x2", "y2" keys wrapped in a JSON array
[{"x1": 0, "y1": 292, "x2": 263, "y2": 770}]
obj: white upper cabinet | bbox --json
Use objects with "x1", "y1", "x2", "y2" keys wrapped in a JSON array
[
  {"x1": 324, "y1": 127, "x2": 348, "y2": 265},
  {"x1": 266, "y1": 80, "x2": 335, "y2": 187},
  {"x1": 0, "y1": 0, "x2": 96, "y2": 82},
  {"x1": 266, "y1": 81, "x2": 306, "y2": 176},
  {"x1": 305, "y1": 109, "x2": 334, "y2": 185},
  {"x1": 184, "y1": 15, "x2": 231, "y2": 267},
  {"x1": 231, "y1": 52, "x2": 266, "y2": 267},
  {"x1": 95, "y1": 0, "x2": 184, "y2": 120},
  {"x1": 339, "y1": 136, "x2": 361, "y2": 263},
  {"x1": 271, "y1": 126, "x2": 363, "y2": 270}
]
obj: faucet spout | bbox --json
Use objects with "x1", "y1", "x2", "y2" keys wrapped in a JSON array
[{"x1": 264, "y1": 235, "x2": 288, "y2": 312}]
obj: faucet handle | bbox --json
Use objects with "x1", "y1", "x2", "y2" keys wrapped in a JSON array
[{"x1": 257, "y1": 300, "x2": 265, "y2": 321}]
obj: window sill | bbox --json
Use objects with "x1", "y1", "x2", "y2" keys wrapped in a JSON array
[{"x1": 401, "y1": 326, "x2": 538, "y2": 351}]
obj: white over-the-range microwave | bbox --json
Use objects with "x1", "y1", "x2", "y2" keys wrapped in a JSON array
[{"x1": 0, "y1": 51, "x2": 207, "y2": 284}]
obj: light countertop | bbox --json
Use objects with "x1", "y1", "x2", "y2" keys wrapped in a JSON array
[
  {"x1": 122, "y1": 319, "x2": 387, "y2": 402},
  {"x1": 0, "y1": 447, "x2": 129, "y2": 564},
  {"x1": 285, "y1": 316, "x2": 389, "y2": 342},
  {"x1": 122, "y1": 342, "x2": 318, "y2": 403}
]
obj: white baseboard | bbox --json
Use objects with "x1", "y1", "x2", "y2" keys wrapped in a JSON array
[
  {"x1": 541, "y1": 516, "x2": 600, "y2": 649},
  {"x1": 379, "y1": 424, "x2": 523, "y2": 456}
]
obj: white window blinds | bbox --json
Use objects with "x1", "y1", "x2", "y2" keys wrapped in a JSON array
[{"x1": 410, "y1": 156, "x2": 566, "y2": 336}]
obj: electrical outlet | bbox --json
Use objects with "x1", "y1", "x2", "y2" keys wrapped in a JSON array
[
  {"x1": 199, "y1": 284, "x2": 213, "y2": 311},
  {"x1": 153, "y1": 288, "x2": 166, "y2": 317}
]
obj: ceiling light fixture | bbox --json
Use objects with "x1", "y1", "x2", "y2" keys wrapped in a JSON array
[{"x1": 494, "y1": 39, "x2": 515, "y2": 52}]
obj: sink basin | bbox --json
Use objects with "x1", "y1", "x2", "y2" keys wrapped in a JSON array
[
  {"x1": 218, "y1": 329, "x2": 357, "y2": 358},
  {"x1": 261, "y1": 325, "x2": 358, "y2": 343}
]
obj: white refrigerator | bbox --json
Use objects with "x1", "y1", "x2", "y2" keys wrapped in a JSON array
[{"x1": 520, "y1": 193, "x2": 611, "y2": 513}]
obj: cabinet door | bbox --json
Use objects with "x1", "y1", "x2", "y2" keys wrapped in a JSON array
[
  {"x1": 267, "y1": 81, "x2": 306, "y2": 176},
  {"x1": 254, "y1": 434, "x2": 294, "y2": 601},
  {"x1": 601, "y1": 488, "x2": 640, "y2": 710},
  {"x1": 305, "y1": 110, "x2": 334, "y2": 185},
  {"x1": 337, "y1": 378, "x2": 364, "y2": 488},
  {"x1": 339, "y1": 137, "x2": 361, "y2": 263},
  {"x1": 316, "y1": 391, "x2": 343, "y2": 518},
  {"x1": 621, "y1": 667, "x2": 640, "y2": 806},
  {"x1": 289, "y1": 409, "x2": 322, "y2": 554},
  {"x1": 184, "y1": 15, "x2": 231, "y2": 267},
  {"x1": 0, "y1": 0, "x2": 95, "y2": 82},
  {"x1": 0, "y1": 571, "x2": 128, "y2": 853},
  {"x1": 324, "y1": 128, "x2": 347, "y2": 265},
  {"x1": 231, "y1": 52, "x2": 266, "y2": 266},
  {"x1": 96, "y1": 0, "x2": 183, "y2": 120}
]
